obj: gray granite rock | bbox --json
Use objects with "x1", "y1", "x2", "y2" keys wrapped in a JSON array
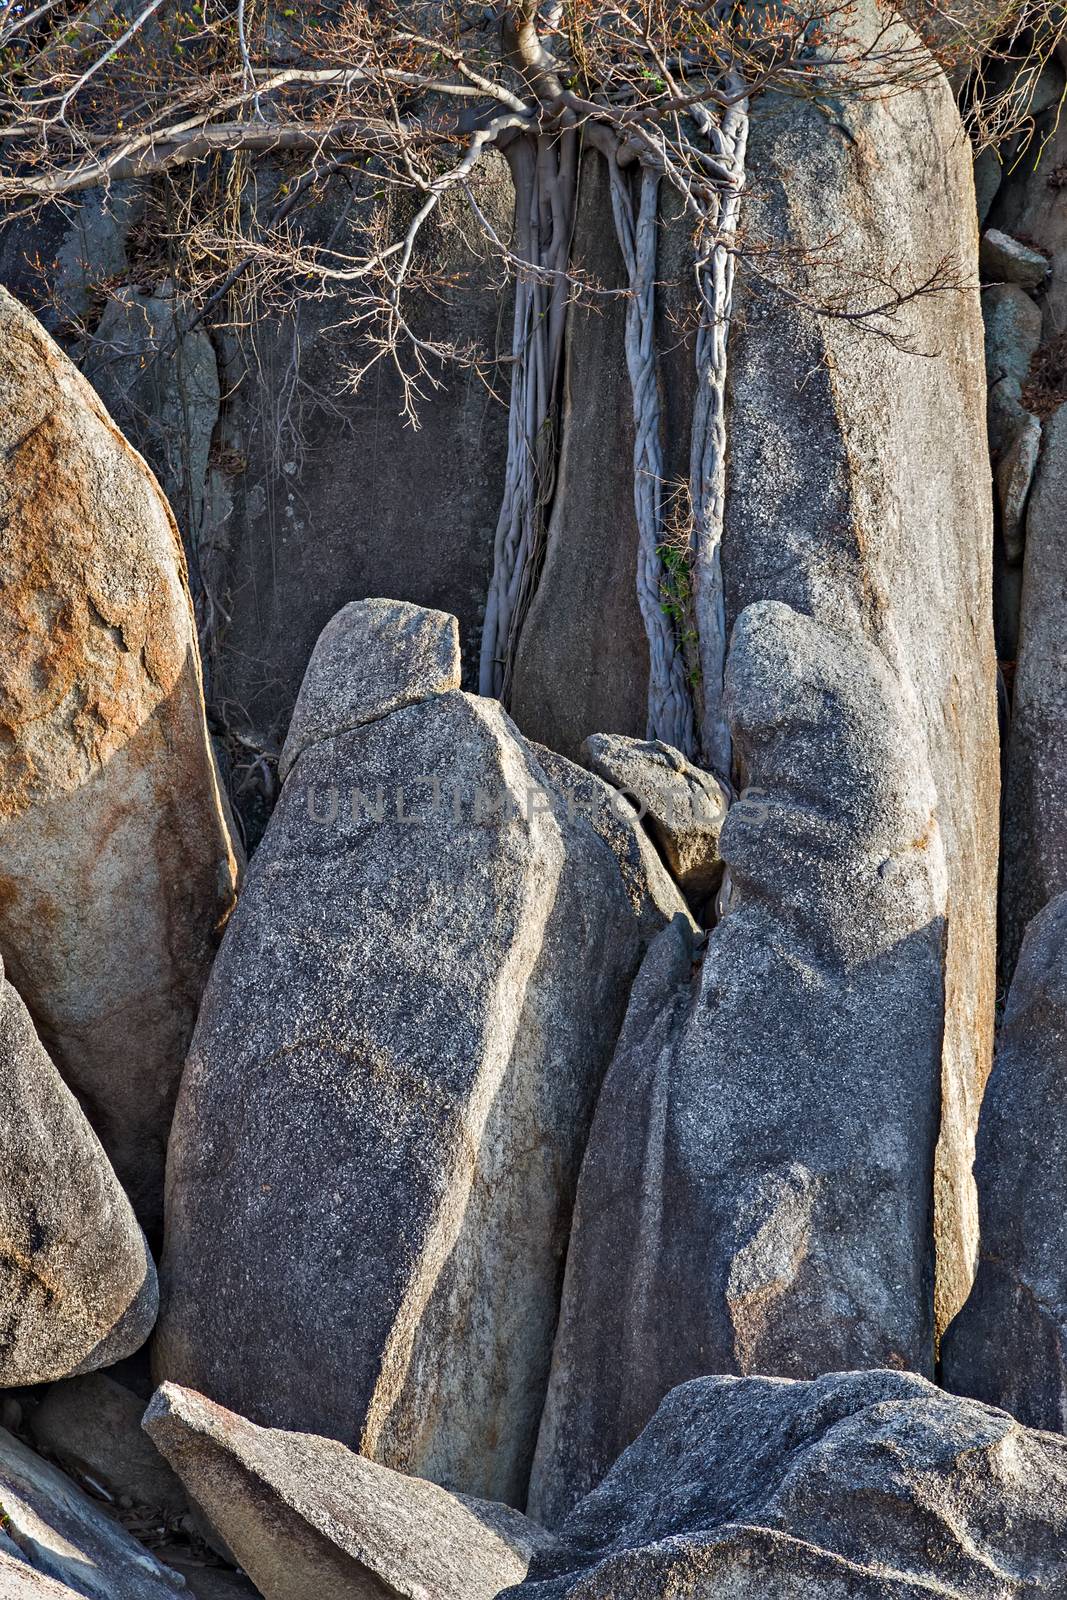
[
  {"x1": 158, "y1": 609, "x2": 671, "y2": 1506},
  {"x1": 28, "y1": 1376, "x2": 187, "y2": 1522},
  {"x1": 996, "y1": 410, "x2": 1042, "y2": 562},
  {"x1": 145, "y1": 1382, "x2": 558, "y2": 1600},
  {"x1": 722, "y1": 39, "x2": 998, "y2": 1334},
  {"x1": 529, "y1": 745, "x2": 693, "y2": 941},
  {"x1": 980, "y1": 227, "x2": 1050, "y2": 288},
  {"x1": 580, "y1": 735, "x2": 728, "y2": 899},
  {"x1": 278, "y1": 599, "x2": 461, "y2": 781},
  {"x1": 528, "y1": 600, "x2": 947, "y2": 1526},
  {"x1": 1001, "y1": 403, "x2": 1067, "y2": 981},
  {"x1": 942, "y1": 891, "x2": 1067, "y2": 1429},
  {"x1": 0, "y1": 1427, "x2": 183, "y2": 1598},
  {"x1": 511, "y1": 1370, "x2": 1067, "y2": 1598},
  {"x1": 84, "y1": 287, "x2": 220, "y2": 562},
  {"x1": 0, "y1": 1549, "x2": 86, "y2": 1598},
  {"x1": 0, "y1": 966, "x2": 157, "y2": 1386},
  {"x1": 984, "y1": 281, "x2": 1042, "y2": 463}
]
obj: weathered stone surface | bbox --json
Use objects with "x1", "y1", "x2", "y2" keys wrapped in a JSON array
[
  {"x1": 145, "y1": 1382, "x2": 558, "y2": 1600},
  {"x1": 996, "y1": 410, "x2": 1042, "y2": 562},
  {"x1": 529, "y1": 745, "x2": 693, "y2": 941},
  {"x1": 28, "y1": 1375, "x2": 187, "y2": 1521},
  {"x1": 984, "y1": 282, "x2": 1042, "y2": 462},
  {"x1": 278, "y1": 599, "x2": 461, "y2": 781},
  {"x1": 511, "y1": 1370, "x2": 1067, "y2": 1599},
  {"x1": 0, "y1": 965, "x2": 156, "y2": 1386},
  {"x1": 980, "y1": 226, "x2": 1050, "y2": 288},
  {"x1": 84, "y1": 287, "x2": 221, "y2": 570},
  {"x1": 528, "y1": 601, "x2": 947, "y2": 1526},
  {"x1": 0, "y1": 1549, "x2": 85, "y2": 1598},
  {"x1": 0, "y1": 1426, "x2": 183, "y2": 1598},
  {"x1": 508, "y1": 155, "x2": 649, "y2": 759},
  {"x1": 1001, "y1": 403, "x2": 1067, "y2": 980},
  {"x1": 581, "y1": 735, "x2": 727, "y2": 899},
  {"x1": 974, "y1": 148, "x2": 1003, "y2": 226},
  {"x1": 0, "y1": 287, "x2": 239, "y2": 1234},
  {"x1": 158, "y1": 609, "x2": 667, "y2": 1507},
  {"x1": 722, "y1": 36, "x2": 998, "y2": 1333},
  {"x1": 202, "y1": 157, "x2": 513, "y2": 753},
  {"x1": 942, "y1": 891, "x2": 1067, "y2": 1428}
]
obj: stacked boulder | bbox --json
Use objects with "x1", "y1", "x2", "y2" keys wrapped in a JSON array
[
  {"x1": 528, "y1": 601, "x2": 949, "y2": 1523},
  {"x1": 156, "y1": 598, "x2": 689, "y2": 1507}
]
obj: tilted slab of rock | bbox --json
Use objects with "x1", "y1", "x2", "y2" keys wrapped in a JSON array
[
  {"x1": 0, "y1": 1550, "x2": 89, "y2": 1599},
  {"x1": 580, "y1": 735, "x2": 727, "y2": 900},
  {"x1": 1001, "y1": 405, "x2": 1067, "y2": 983},
  {"x1": 942, "y1": 890, "x2": 1067, "y2": 1429},
  {"x1": 721, "y1": 23, "x2": 998, "y2": 1333},
  {"x1": 28, "y1": 1375, "x2": 187, "y2": 1522},
  {"x1": 0, "y1": 287, "x2": 239, "y2": 1234},
  {"x1": 0, "y1": 1425, "x2": 183, "y2": 1598},
  {"x1": 144, "y1": 1382, "x2": 559, "y2": 1600},
  {"x1": 529, "y1": 744, "x2": 693, "y2": 942},
  {"x1": 278, "y1": 597, "x2": 461, "y2": 781},
  {"x1": 158, "y1": 600, "x2": 676, "y2": 1506},
  {"x1": 0, "y1": 961, "x2": 156, "y2": 1385},
  {"x1": 511, "y1": 1370, "x2": 1067, "y2": 1599},
  {"x1": 528, "y1": 600, "x2": 947, "y2": 1526},
  {"x1": 980, "y1": 226, "x2": 1050, "y2": 289}
]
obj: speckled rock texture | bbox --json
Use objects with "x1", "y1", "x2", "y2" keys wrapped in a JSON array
[
  {"x1": 0, "y1": 1425, "x2": 183, "y2": 1598},
  {"x1": 278, "y1": 599, "x2": 461, "y2": 781},
  {"x1": 1000, "y1": 405, "x2": 1067, "y2": 982},
  {"x1": 942, "y1": 891, "x2": 1067, "y2": 1429},
  {"x1": 510, "y1": 1370, "x2": 1067, "y2": 1599},
  {"x1": 527, "y1": 601, "x2": 947, "y2": 1526},
  {"x1": 0, "y1": 288, "x2": 239, "y2": 1235},
  {"x1": 0, "y1": 961, "x2": 157, "y2": 1386},
  {"x1": 145, "y1": 1382, "x2": 559, "y2": 1600},
  {"x1": 157, "y1": 606, "x2": 680, "y2": 1508},
  {"x1": 721, "y1": 20, "x2": 998, "y2": 1334},
  {"x1": 580, "y1": 735, "x2": 728, "y2": 900},
  {"x1": 0, "y1": 1550, "x2": 87, "y2": 1598},
  {"x1": 28, "y1": 1374, "x2": 187, "y2": 1522}
]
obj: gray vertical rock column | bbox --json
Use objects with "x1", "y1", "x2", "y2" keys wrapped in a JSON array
[
  {"x1": 1000, "y1": 405, "x2": 1067, "y2": 979},
  {"x1": 528, "y1": 601, "x2": 948, "y2": 1526},
  {"x1": 721, "y1": 29, "x2": 998, "y2": 1332},
  {"x1": 157, "y1": 600, "x2": 685, "y2": 1508},
  {"x1": 942, "y1": 890, "x2": 1067, "y2": 1430}
]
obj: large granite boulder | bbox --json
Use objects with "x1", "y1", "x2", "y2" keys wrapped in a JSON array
[
  {"x1": 0, "y1": 1426, "x2": 183, "y2": 1598},
  {"x1": 144, "y1": 1382, "x2": 559, "y2": 1600},
  {"x1": 157, "y1": 601, "x2": 686, "y2": 1507},
  {"x1": 0, "y1": 288, "x2": 239, "y2": 1235},
  {"x1": 941, "y1": 890, "x2": 1067, "y2": 1428},
  {"x1": 528, "y1": 600, "x2": 948, "y2": 1525},
  {"x1": 0, "y1": 961, "x2": 156, "y2": 1385},
  {"x1": 721, "y1": 29, "x2": 998, "y2": 1335},
  {"x1": 1000, "y1": 405, "x2": 1067, "y2": 981},
  {"x1": 511, "y1": 1370, "x2": 1067, "y2": 1598}
]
